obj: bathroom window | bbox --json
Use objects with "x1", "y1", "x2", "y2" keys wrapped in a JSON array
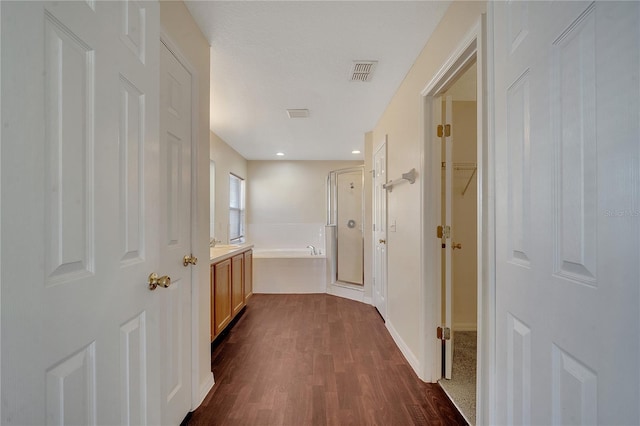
[{"x1": 229, "y1": 173, "x2": 245, "y2": 243}]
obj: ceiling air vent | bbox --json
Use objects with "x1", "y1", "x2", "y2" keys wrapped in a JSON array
[
  {"x1": 286, "y1": 109, "x2": 310, "y2": 119},
  {"x1": 349, "y1": 60, "x2": 378, "y2": 82}
]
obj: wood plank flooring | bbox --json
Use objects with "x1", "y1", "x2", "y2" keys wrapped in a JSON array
[{"x1": 186, "y1": 294, "x2": 467, "y2": 426}]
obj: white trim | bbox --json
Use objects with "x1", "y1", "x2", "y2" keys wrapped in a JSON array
[
  {"x1": 420, "y1": 84, "x2": 442, "y2": 383},
  {"x1": 194, "y1": 374, "x2": 215, "y2": 409},
  {"x1": 419, "y1": 14, "x2": 495, "y2": 426},
  {"x1": 327, "y1": 282, "x2": 365, "y2": 303},
  {"x1": 386, "y1": 321, "x2": 421, "y2": 377},
  {"x1": 363, "y1": 296, "x2": 372, "y2": 305},
  {"x1": 0, "y1": 4, "x2": 3, "y2": 421},
  {"x1": 482, "y1": 6, "x2": 497, "y2": 425},
  {"x1": 372, "y1": 133, "x2": 387, "y2": 157},
  {"x1": 160, "y1": 29, "x2": 213, "y2": 413},
  {"x1": 453, "y1": 323, "x2": 478, "y2": 332},
  {"x1": 421, "y1": 21, "x2": 480, "y2": 97}
]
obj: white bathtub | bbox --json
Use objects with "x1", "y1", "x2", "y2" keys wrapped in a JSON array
[
  {"x1": 253, "y1": 248, "x2": 324, "y2": 258},
  {"x1": 253, "y1": 248, "x2": 327, "y2": 294}
]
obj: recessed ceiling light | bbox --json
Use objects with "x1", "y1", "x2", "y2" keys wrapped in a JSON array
[
  {"x1": 352, "y1": 150, "x2": 361, "y2": 154},
  {"x1": 276, "y1": 152, "x2": 285, "y2": 156}
]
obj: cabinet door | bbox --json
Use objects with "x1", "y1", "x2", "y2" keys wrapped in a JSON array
[
  {"x1": 244, "y1": 250, "x2": 253, "y2": 300},
  {"x1": 212, "y1": 259, "x2": 232, "y2": 338},
  {"x1": 231, "y1": 254, "x2": 244, "y2": 316}
]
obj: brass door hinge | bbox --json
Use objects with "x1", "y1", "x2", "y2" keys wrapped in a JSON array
[
  {"x1": 436, "y1": 124, "x2": 451, "y2": 138},
  {"x1": 436, "y1": 225, "x2": 450, "y2": 239},
  {"x1": 437, "y1": 326, "x2": 451, "y2": 340}
]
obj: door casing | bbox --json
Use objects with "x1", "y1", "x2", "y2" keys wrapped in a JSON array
[{"x1": 419, "y1": 16, "x2": 493, "y2": 426}]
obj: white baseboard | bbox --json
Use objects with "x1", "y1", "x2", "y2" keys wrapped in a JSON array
[
  {"x1": 385, "y1": 320, "x2": 421, "y2": 377},
  {"x1": 327, "y1": 283, "x2": 365, "y2": 303},
  {"x1": 363, "y1": 295, "x2": 372, "y2": 305},
  {"x1": 453, "y1": 323, "x2": 477, "y2": 332},
  {"x1": 192, "y1": 372, "x2": 215, "y2": 410}
]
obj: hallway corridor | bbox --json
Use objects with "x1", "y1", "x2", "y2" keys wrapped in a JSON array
[{"x1": 187, "y1": 294, "x2": 466, "y2": 425}]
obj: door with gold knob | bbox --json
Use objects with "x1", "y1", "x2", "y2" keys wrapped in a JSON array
[
  {"x1": 1, "y1": 2, "x2": 163, "y2": 424},
  {"x1": 373, "y1": 140, "x2": 388, "y2": 319},
  {"x1": 159, "y1": 42, "x2": 193, "y2": 425}
]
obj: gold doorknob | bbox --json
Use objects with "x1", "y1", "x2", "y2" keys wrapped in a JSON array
[
  {"x1": 452, "y1": 242, "x2": 462, "y2": 250},
  {"x1": 148, "y1": 273, "x2": 171, "y2": 290},
  {"x1": 379, "y1": 239, "x2": 386, "y2": 244},
  {"x1": 183, "y1": 254, "x2": 198, "y2": 267}
]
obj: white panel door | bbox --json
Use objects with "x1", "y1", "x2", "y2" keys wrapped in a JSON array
[
  {"x1": 159, "y1": 42, "x2": 193, "y2": 425},
  {"x1": 1, "y1": 1, "x2": 161, "y2": 425},
  {"x1": 443, "y1": 95, "x2": 454, "y2": 380},
  {"x1": 373, "y1": 141, "x2": 387, "y2": 319},
  {"x1": 493, "y1": 2, "x2": 639, "y2": 424}
]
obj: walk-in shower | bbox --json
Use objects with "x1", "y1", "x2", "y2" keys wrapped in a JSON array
[{"x1": 326, "y1": 166, "x2": 364, "y2": 286}]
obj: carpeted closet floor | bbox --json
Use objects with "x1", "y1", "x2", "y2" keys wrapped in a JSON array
[{"x1": 439, "y1": 331, "x2": 477, "y2": 425}]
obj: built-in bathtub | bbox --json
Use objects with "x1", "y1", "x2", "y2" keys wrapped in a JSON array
[{"x1": 253, "y1": 248, "x2": 327, "y2": 294}]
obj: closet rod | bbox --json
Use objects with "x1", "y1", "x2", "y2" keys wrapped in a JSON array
[{"x1": 461, "y1": 167, "x2": 477, "y2": 196}]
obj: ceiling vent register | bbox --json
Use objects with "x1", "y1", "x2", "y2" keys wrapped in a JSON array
[
  {"x1": 349, "y1": 60, "x2": 378, "y2": 82},
  {"x1": 286, "y1": 109, "x2": 310, "y2": 119}
]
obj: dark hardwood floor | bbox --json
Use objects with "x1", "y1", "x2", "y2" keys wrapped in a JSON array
[{"x1": 187, "y1": 294, "x2": 467, "y2": 426}]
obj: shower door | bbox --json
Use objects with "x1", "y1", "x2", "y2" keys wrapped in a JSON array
[{"x1": 328, "y1": 167, "x2": 364, "y2": 285}]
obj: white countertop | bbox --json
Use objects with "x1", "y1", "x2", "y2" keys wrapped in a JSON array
[{"x1": 209, "y1": 243, "x2": 254, "y2": 263}]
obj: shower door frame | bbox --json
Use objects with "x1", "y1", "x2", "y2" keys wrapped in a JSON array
[{"x1": 327, "y1": 166, "x2": 365, "y2": 286}]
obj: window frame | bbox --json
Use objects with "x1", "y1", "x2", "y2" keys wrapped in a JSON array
[{"x1": 228, "y1": 173, "x2": 245, "y2": 244}]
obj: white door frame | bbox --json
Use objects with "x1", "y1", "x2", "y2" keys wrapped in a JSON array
[
  {"x1": 0, "y1": 5, "x2": 3, "y2": 421},
  {"x1": 419, "y1": 15, "x2": 495, "y2": 425},
  {"x1": 372, "y1": 138, "x2": 388, "y2": 319},
  {"x1": 159, "y1": 29, "x2": 211, "y2": 412}
]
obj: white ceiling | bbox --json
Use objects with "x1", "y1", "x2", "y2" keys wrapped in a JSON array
[{"x1": 185, "y1": 1, "x2": 451, "y2": 160}]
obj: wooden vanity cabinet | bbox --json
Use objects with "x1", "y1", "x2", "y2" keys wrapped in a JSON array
[
  {"x1": 244, "y1": 250, "x2": 253, "y2": 301},
  {"x1": 231, "y1": 254, "x2": 244, "y2": 316},
  {"x1": 212, "y1": 258, "x2": 231, "y2": 337},
  {"x1": 211, "y1": 248, "x2": 253, "y2": 341}
]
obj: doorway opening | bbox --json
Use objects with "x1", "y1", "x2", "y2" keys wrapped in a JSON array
[
  {"x1": 420, "y1": 22, "x2": 487, "y2": 425},
  {"x1": 437, "y1": 61, "x2": 478, "y2": 424},
  {"x1": 326, "y1": 166, "x2": 365, "y2": 291}
]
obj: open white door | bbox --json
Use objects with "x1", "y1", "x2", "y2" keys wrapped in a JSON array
[
  {"x1": 1, "y1": 2, "x2": 162, "y2": 424},
  {"x1": 493, "y1": 2, "x2": 639, "y2": 424},
  {"x1": 443, "y1": 95, "x2": 454, "y2": 380},
  {"x1": 159, "y1": 42, "x2": 193, "y2": 424},
  {"x1": 372, "y1": 140, "x2": 387, "y2": 319}
]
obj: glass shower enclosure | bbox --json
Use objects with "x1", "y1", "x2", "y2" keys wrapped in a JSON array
[{"x1": 327, "y1": 166, "x2": 364, "y2": 286}]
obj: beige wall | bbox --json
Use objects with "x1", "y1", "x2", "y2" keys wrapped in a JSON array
[
  {"x1": 160, "y1": 0, "x2": 212, "y2": 408},
  {"x1": 210, "y1": 131, "x2": 248, "y2": 243},
  {"x1": 246, "y1": 160, "x2": 361, "y2": 225},
  {"x1": 372, "y1": 1, "x2": 486, "y2": 364}
]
